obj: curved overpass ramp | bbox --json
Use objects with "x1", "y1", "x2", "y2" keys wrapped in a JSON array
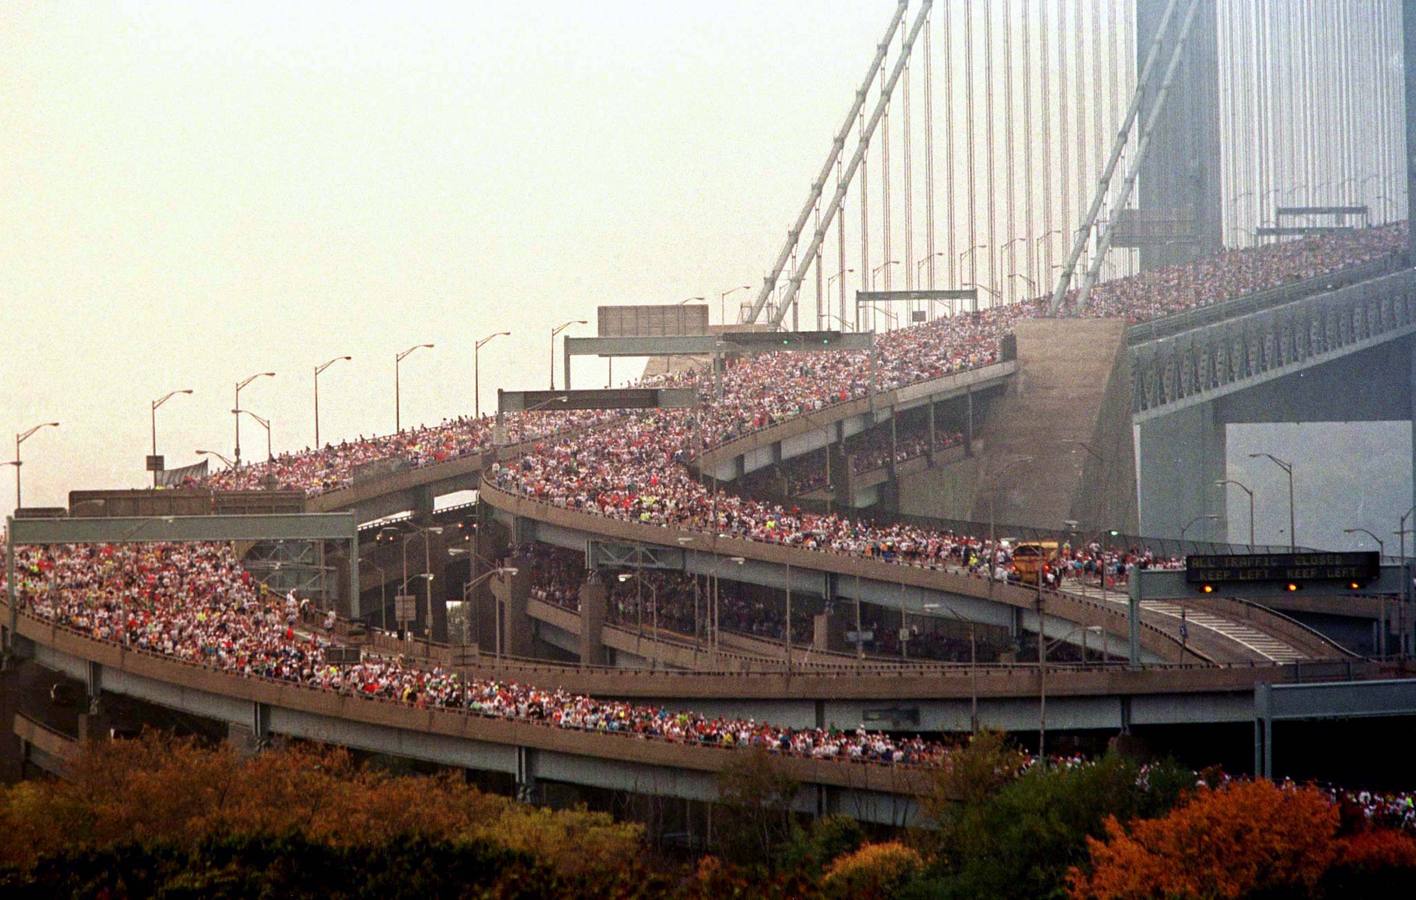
[
  {"x1": 478, "y1": 480, "x2": 1289, "y2": 666},
  {"x1": 4, "y1": 603, "x2": 930, "y2": 826}
]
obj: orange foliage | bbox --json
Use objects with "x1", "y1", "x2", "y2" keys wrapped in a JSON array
[
  {"x1": 0, "y1": 732, "x2": 640, "y2": 880},
  {"x1": 1334, "y1": 828, "x2": 1416, "y2": 872},
  {"x1": 820, "y1": 841, "x2": 924, "y2": 898},
  {"x1": 1068, "y1": 780, "x2": 1339, "y2": 899}
]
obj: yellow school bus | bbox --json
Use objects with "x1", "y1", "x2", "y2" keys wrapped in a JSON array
[{"x1": 1012, "y1": 541, "x2": 1059, "y2": 586}]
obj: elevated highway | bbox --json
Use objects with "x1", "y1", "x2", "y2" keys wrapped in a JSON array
[
  {"x1": 228, "y1": 262, "x2": 1409, "y2": 681},
  {"x1": 478, "y1": 480, "x2": 1348, "y2": 668},
  {"x1": 11, "y1": 594, "x2": 1414, "y2": 817},
  {"x1": 693, "y1": 361, "x2": 1015, "y2": 510},
  {"x1": 3, "y1": 601, "x2": 932, "y2": 826}
]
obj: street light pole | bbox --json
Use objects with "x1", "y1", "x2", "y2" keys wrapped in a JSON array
[
  {"x1": 235, "y1": 410, "x2": 273, "y2": 463},
  {"x1": 1343, "y1": 528, "x2": 1385, "y2": 559},
  {"x1": 825, "y1": 271, "x2": 854, "y2": 312},
  {"x1": 1216, "y1": 479, "x2": 1256, "y2": 549},
  {"x1": 1180, "y1": 514, "x2": 1219, "y2": 544},
  {"x1": 150, "y1": 390, "x2": 193, "y2": 487},
  {"x1": 400, "y1": 526, "x2": 443, "y2": 637},
  {"x1": 313, "y1": 356, "x2": 351, "y2": 449},
  {"x1": 395, "y1": 344, "x2": 434, "y2": 434},
  {"x1": 13, "y1": 421, "x2": 60, "y2": 510},
  {"x1": 719, "y1": 285, "x2": 752, "y2": 326},
  {"x1": 865, "y1": 260, "x2": 899, "y2": 331},
  {"x1": 234, "y1": 372, "x2": 275, "y2": 467},
  {"x1": 549, "y1": 320, "x2": 587, "y2": 391},
  {"x1": 474, "y1": 332, "x2": 510, "y2": 419},
  {"x1": 1249, "y1": 453, "x2": 1296, "y2": 551},
  {"x1": 195, "y1": 449, "x2": 234, "y2": 469},
  {"x1": 1009, "y1": 272, "x2": 1037, "y2": 295},
  {"x1": 978, "y1": 455, "x2": 1034, "y2": 611}
]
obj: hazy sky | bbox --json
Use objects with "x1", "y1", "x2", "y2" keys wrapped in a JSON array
[
  {"x1": 2, "y1": 1, "x2": 1409, "y2": 553},
  {"x1": 2, "y1": 0, "x2": 891, "y2": 517}
]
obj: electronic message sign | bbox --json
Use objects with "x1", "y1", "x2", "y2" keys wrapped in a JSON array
[{"x1": 1185, "y1": 552, "x2": 1380, "y2": 587}]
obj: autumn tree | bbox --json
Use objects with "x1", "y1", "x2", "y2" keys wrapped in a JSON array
[
  {"x1": 0, "y1": 731, "x2": 642, "y2": 884},
  {"x1": 819, "y1": 841, "x2": 924, "y2": 898},
  {"x1": 1068, "y1": 779, "x2": 1340, "y2": 899},
  {"x1": 1319, "y1": 828, "x2": 1416, "y2": 896}
]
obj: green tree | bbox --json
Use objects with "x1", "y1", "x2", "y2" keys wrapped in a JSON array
[
  {"x1": 714, "y1": 747, "x2": 802, "y2": 871},
  {"x1": 776, "y1": 814, "x2": 865, "y2": 878},
  {"x1": 919, "y1": 745, "x2": 1192, "y2": 899}
]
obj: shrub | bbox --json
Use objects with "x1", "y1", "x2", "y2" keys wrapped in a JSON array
[{"x1": 820, "y1": 841, "x2": 924, "y2": 898}]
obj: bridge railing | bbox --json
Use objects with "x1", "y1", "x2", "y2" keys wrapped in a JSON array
[
  {"x1": 692, "y1": 360, "x2": 1016, "y2": 472},
  {"x1": 8, "y1": 604, "x2": 944, "y2": 785},
  {"x1": 1131, "y1": 266, "x2": 1416, "y2": 414},
  {"x1": 479, "y1": 480, "x2": 1234, "y2": 663},
  {"x1": 1125, "y1": 253, "x2": 1407, "y2": 347}
]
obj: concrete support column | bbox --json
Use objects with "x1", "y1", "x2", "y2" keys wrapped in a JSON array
[
  {"x1": 812, "y1": 608, "x2": 851, "y2": 653},
  {"x1": 1253, "y1": 683, "x2": 1273, "y2": 779},
  {"x1": 579, "y1": 573, "x2": 608, "y2": 666},
  {"x1": 964, "y1": 390, "x2": 975, "y2": 457},
  {"x1": 84, "y1": 660, "x2": 101, "y2": 715},
  {"x1": 888, "y1": 406, "x2": 899, "y2": 478},
  {"x1": 515, "y1": 745, "x2": 538, "y2": 803},
  {"x1": 412, "y1": 485, "x2": 435, "y2": 520},
  {"x1": 492, "y1": 565, "x2": 534, "y2": 659},
  {"x1": 227, "y1": 701, "x2": 270, "y2": 756},
  {"x1": 828, "y1": 441, "x2": 849, "y2": 504},
  {"x1": 1137, "y1": 401, "x2": 1226, "y2": 541}
]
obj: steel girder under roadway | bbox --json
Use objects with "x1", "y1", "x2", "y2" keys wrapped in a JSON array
[{"x1": 1129, "y1": 267, "x2": 1416, "y2": 421}]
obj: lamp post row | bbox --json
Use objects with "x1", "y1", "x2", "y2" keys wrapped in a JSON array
[{"x1": 15, "y1": 284, "x2": 750, "y2": 506}]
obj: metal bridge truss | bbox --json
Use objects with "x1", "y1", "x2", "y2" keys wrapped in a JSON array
[
  {"x1": 1130, "y1": 269, "x2": 1416, "y2": 419},
  {"x1": 244, "y1": 540, "x2": 336, "y2": 604}
]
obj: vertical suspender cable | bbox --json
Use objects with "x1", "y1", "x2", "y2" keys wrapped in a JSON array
[
  {"x1": 838, "y1": 158, "x2": 847, "y2": 327},
  {"x1": 860, "y1": 108, "x2": 869, "y2": 332},
  {"x1": 1218, "y1": 0, "x2": 1233, "y2": 244},
  {"x1": 1040, "y1": 0, "x2": 1054, "y2": 295},
  {"x1": 983, "y1": 0, "x2": 997, "y2": 302},
  {"x1": 1263, "y1": 0, "x2": 1274, "y2": 234},
  {"x1": 1076, "y1": 0, "x2": 1203, "y2": 310},
  {"x1": 1057, "y1": 0, "x2": 1072, "y2": 296},
  {"x1": 740, "y1": 1, "x2": 909, "y2": 326},
  {"x1": 1003, "y1": 0, "x2": 1016, "y2": 301},
  {"x1": 1021, "y1": 0, "x2": 1035, "y2": 300},
  {"x1": 814, "y1": 202, "x2": 823, "y2": 330},
  {"x1": 944, "y1": 3, "x2": 956, "y2": 295},
  {"x1": 924, "y1": 12, "x2": 936, "y2": 301},
  {"x1": 771, "y1": 1, "x2": 934, "y2": 329},
  {"x1": 966, "y1": 0, "x2": 977, "y2": 289},
  {"x1": 1104, "y1": 0, "x2": 1115, "y2": 267},
  {"x1": 877, "y1": 58, "x2": 889, "y2": 312},
  {"x1": 1074, "y1": 0, "x2": 1089, "y2": 267},
  {"x1": 904, "y1": 24, "x2": 914, "y2": 299},
  {"x1": 1048, "y1": 0, "x2": 1182, "y2": 315},
  {"x1": 1091, "y1": 0, "x2": 1105, "y2": 278}
]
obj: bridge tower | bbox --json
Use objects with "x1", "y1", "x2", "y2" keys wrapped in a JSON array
[{"x1": 1134, "y1": 0, "x2": 1222, "y2": 270}]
